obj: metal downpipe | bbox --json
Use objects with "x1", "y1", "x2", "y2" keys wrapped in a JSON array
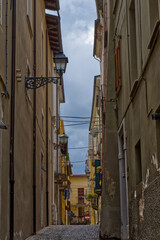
[
  {"x1": 10, "y1": 0, "x2": 16, "y2": 239},
  {"x1": 33, "y1": 0, "x2": 37, "y2": 234},
  {"x1": 46, "y1": 30, "x2": 49, "y2": 226}
]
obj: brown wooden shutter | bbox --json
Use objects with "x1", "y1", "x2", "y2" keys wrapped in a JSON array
[
  {"x1": 115, "y1": 40, "x2": 122, "y2": 94},
  {"x1": 78, "y1": 188, "x2": 84, "y2": 204}
]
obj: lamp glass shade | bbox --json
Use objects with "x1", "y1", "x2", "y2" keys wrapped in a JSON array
[
  {"x1": 53, "y1": 51, "x2": 68, "y2": 73},
  {"x1": 86, "y1": 171, "x2": 90, "y2": 177},
  {"x1": 0, "y1": 120, "x2": 7, "y2": 129},
  {"x1": 59, "y1": 134, "x2": 68, "y2": 145}
]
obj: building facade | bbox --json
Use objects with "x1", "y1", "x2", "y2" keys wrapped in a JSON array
[
  {"x1": 88, "y1": 75, "x2": 102, "y2": 225},
  {"x1": 59, "y1": 120, "x2": 72, "y2": 225},
  {"x1": 0, "y1": 0, "x2": 67, "y2": 239},
  {"x1": 69, "y1": 174, "x2": 90, "y2": 225},
  {"x1": 93, "y1": 0, "x2": 160, "y2": 239},
  {"x1": 93, "y1": 0, "x2": 121, "y2": 238}
]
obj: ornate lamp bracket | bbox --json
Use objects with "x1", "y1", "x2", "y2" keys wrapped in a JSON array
[{"x1": 25, "y1": 76, "x2": 60, "y2": 89}]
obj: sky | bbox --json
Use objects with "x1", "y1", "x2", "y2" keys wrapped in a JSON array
[{"x1": 59, "y1": 0, "x2": 100, "y2": 174}]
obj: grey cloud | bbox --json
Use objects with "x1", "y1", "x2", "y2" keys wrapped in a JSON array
[{"x1": 60, "y1": 0, "x2": 99, "y2": 173}]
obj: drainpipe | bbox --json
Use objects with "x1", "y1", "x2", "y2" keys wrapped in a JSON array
[
  {"x1": 46, "y1": 30, "x2": 49, "y2": 226},
  {"x1": 10, "y1": 0, "x2": 16, "y2": 239},
  {"x1": 56, "y1": 81, "x2": 60, "y2": 224},
  {"x1": 5, "y1": 0, "x2": 8, "y2": 97},
  {"x1": 33, "y1": 0, "x2": 37, "y2": 234}
]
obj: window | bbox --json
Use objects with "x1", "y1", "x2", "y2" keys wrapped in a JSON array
[
  {"x1": 129, "y1": 0, "x2": 138, "y2": 83},
  {"x1": 115, "y1": 40, "x2": 122, "y2": 94},
  {"x1": 104, "y1": 31, "x2": 108, "y2": 48},
  {"x1": 42, "y1": 109, "x2": 44, "y2": 134},
  {"x1": 0, "y1": 0, "x2": 2, "y2": 26},
  {"x1": 135, "y1": 140, "x2": 142, "y2": 185},
  {"x1": 149, "y1": 0, "x2": 159, "y2": 34},
  {"x1": 27, "y1": 0, "x2": 33, "y2": 33},
  {"x1": 78, "y1": 188, "x2": 84, "y2": 204}
]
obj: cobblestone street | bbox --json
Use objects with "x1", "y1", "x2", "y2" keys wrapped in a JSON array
[{"x1": 26, "y1": 225, "x2": 100, "y2": 240}]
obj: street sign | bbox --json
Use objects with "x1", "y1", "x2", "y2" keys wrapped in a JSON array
[{"x1": 84, "y1": 214, "x2": 90, "y2": 220}]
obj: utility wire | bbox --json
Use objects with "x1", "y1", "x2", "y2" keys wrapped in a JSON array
[
  {"x1": 71, "y1": 161, "x2": 86, "y2": 163},
  {"x1": 68, "y1": 147, "x2": 88, "y2": 149},
  {"x1": 64, "y1": 123, "x2": 89, "y2": 127},
  {"x1": 61, "y1": 120, "x2": 90, "y2": 123},
  {"x1": 59, "y1": 116, "x2": 100, "y2": 119},
  {"x1": 60, "y1": 116, "x2": 90, "y2": 119}
]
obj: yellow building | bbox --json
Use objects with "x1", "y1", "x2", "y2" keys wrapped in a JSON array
[
  {"x1": 69, "y1": 174, "x2": 90, "y2": 225},
  {"x1": 88, "y1": 75, "x2": 102, "y2": 225},
  {"x1": 59, "y1": 120, "x2": 72, "y2": 225}
]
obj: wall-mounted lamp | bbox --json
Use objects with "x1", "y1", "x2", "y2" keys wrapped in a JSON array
[
  {"x1": 25, "y1": 51, "x2": 68, "y2": 89},
  {"x1": 53, "y1": 133, "x2": 69, "y2": 153},
  {"x1": 53, "y1": 51, "x2": 68, "y2": 76},
  {"x1": 0, "y1": 120, "x2": 7, "y2": 129},
  {"x1": 85, "y1": 169, "x2": 90, "y2": 177},
  {"x1": 59, "y1": 133, "x2": 68, "y2": 145}
]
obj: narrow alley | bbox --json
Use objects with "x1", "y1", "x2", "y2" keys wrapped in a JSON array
[
  {"x1": 26, "y1": 225, "x2": 100, "y2": 240},
  {"x1": 1, "y1": 0, "x2": 160, "y2": 239}
]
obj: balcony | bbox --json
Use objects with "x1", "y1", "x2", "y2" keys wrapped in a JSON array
[
  {"x1": 54, "y1": 172, "x2": 67, "y2": 184},
  {"x1": 59, "y1": 183, "x2": 68, "y2": 191},
  {"x1": 45, "y1": 0, "x2": 59, "y2": 11},
  {"x1": 92, "y1": 203, "x2": 98, "y2": 211}
]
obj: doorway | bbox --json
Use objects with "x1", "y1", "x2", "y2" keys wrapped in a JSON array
[{"x1": 118, "y1": 120, "x2": 129, "y2": 239}]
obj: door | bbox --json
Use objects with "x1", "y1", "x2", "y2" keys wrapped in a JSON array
[
  {"x1": 118, "y1": 120, "x2": 129, "y2": 239},
  {"x1": 41, "y1": 153, "x2": 44, "y2": 227}
]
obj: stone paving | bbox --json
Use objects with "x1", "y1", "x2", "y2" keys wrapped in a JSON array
[{"x1": 26, "y1": 225, "x2": 100, "y2": 240}]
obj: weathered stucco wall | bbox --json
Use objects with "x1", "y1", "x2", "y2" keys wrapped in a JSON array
[
  {"x1": 113, "y1": 0, "x2": 160, "y2": 239},
  {"x1": 100, "y1": 0, "x2": 121, "y2": 239},
  {"x1": 0, "y1": 0, "x2": 57, "y2": 239}
]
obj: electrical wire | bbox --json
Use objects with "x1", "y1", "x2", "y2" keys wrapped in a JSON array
[
  {"x1": 59, "y1": 116, "x2": 100, "y2": 119},
  {"x1": 71, "y1": 161, "x2": 86, "y2": 163},
  {"x1": 64, "y1": 123, "x2": 89, "y2": 127},
  {"x1": 68, "y1": 147, "x2": 88, "y2": 149},
  {"x1": 60, "y1": 116, "x2": 91, "y2": 119},
  {"x1": 61, "y1": 120, "x2": 90, "y2": 123}
]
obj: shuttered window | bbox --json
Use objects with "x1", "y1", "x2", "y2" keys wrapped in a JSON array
[
  {"x1": 115, "y1": 40, "x2": 122, "y2": 94},
  {"x1": 0, "y1": 0, "x2": 2, "y2": 26},
  {"x1": 78, "y1": 188, "x2": 84, "y2": 204}
]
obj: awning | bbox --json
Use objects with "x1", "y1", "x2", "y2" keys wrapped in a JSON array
[
  {"x1": 46, "y1": 13, "x2": 62, "y2": 55},
  {"x1": 44, "y1": 0, "x2": 60, "y2": 11}
]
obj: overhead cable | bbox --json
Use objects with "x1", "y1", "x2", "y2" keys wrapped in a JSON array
[
  {"x1": 64, "y1": 122, "x2": 89, "y2": 127},
  {"x1": 68, "y1": 147, "x2": 88, "y2": 149}
]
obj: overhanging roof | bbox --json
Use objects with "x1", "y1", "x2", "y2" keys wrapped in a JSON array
[
  {"x1": 89, "y1": 75, "x2": 101, "y2": 131},
  {"x1": 95, "y1": 0, "x2": 103, "y2": 18},
  {"x1": 93, "y1": 19, "x2": 102, "y2": 59},
  {"x1": 45, "y1": 0, "x2": 60, "y2": 11},
  {"x1": 46, "y1": 14, "x2": 62, "y2": 55}
]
